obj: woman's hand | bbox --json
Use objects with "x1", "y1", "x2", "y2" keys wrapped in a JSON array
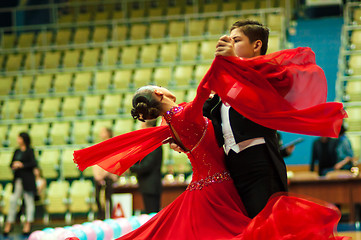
[
  {"x1": 12, "y1": 161, "x2": 24, "y2": 170},
  {"x1": 163, "y1": 138, "x2": 185, "y2": 153}
]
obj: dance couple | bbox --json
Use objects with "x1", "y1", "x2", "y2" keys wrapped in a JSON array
[{"x1": 74, "y1": 20, "x2": 349, "y2": 239}]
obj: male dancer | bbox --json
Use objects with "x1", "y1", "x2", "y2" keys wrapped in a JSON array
[{"x1": 171, "y1": 20, "x2": 287, "y2": 218}]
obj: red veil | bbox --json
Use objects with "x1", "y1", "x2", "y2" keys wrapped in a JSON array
[{"x1": 74, "y1": 47, "x2": 347, "y2": 175}]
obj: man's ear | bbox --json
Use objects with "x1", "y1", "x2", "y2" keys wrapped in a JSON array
[{"x1": 253, "y1": 40, "x2": 263, "y2": 54}]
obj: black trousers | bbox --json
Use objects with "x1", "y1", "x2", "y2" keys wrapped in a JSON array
[
  {"x1": 95, "y1": 177, "x2": 114, "y2": 219},
  {"x1": 226, "y1": 144, "x2": 284, "y2": 219},
  {"x1": 142, "y1": 193, "x2": 161, "y2": 214}
]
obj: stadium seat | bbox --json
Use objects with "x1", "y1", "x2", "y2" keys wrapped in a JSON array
[
  {"x1": 49, "y1": 122, "x2": 71, "y2": 145},
  {"x1": 172, "y1": 89, "x2": 187, "y2": 104},
  {"x1": 102, "y1": 94, "x2": 122, "y2": 115},
  {"x1": 92, "y1": 119, "x2": 113, "y2": 143},
  {"x1": 267, "y1": 13, "x2": 283, "y2": 32},
  {"x1": 129, "y1": 23, "x2": 148, "y2": 40},
  {"x1": 159, "y1": 43, "x2": 178, "y2": 63},
  {"x1": 24, "y1": 52, "x2": 42, "y2": 70},
  {"x1": 112, "y1": 10, "x2": 124, "y2": 20},
  {"x1": 21, "y1": 98, "x2": 41, "y2": 119},
  {"x1": 180, "y1": 41, "x2": 199, "y2": 62},
  {"x1": 168, "y1": 21, "x2": 185, "y2": 38},
  {"x1": 94, "y1": 71, "x2": 112, "y2": 90},
  {"x1": 203, "y1": 2, "x2": 220, "y2": 13},
  {"x1": 93, "y1": 26, "x2": 110, "y2": 43},
  {"x1": 171, "y1": 151, "x2": 192, "y2": 173},
  {"x1": 8, "y1": 124, "x2": 29, "y2": 147},
  {"x1": 268, "y1": 34, "x2": 281, "y2": 53},
  {"x1": 68, "y1": 180, "x2": 93, "y2": 218},
  {"x1": 29, "y1": 123, "x2": 49, "y2": 146},
  {"x1": 33, "y1": 74, "x2": 53, "y2": 94},
  {"x1": 345, "y1": 107, "x2": 361, "y2": 131},
  {"x1": 241, "y1": 1, "x2": 256, "y2": 9},
  {"x1": 194, "y1": 64, "x2": 211, "y2": 84},
  {"x1": 82, "y1": 95, "x2": 102, "y2": 116},
  {"x1": 345, "y1": 81, "x2": 361, "y2": 101},
  {"x1": 111, "y1": 24, "x2": 128, "y2": 41},
  {"x1": 207, "y1": 18, "x2": 226, "y2": 35},
  {"x1": 1, "y1": 33, "x2": 16, "y2": 49},
  {"x1": 113, "y1": 69, "x2": 132, "y2": 89},
  {"x1": 5, "y1": 54, "x2": 23, "y2": 72},
  {"x1": 55, "y1": 29, "x2": 72, "y2": 45},
  {"x1": 73, "y1": 72, "x2": 93, "y2": 92},
  {"x1": 113, "y1": 118, "x2": 135, "y2": 135},
  {"x1": 0, "y1": 151, "x2": 13, "y2": 181},
  {"x1": 13, "y1": 75, "x2": 34, "y2": 95},
  {"x1": 130, "y1": 8, "x2": 146, "y2": 18},
  {"x1": 17, "y1": 32, "x2": 35, "y2": 48},
  {"x1": 61, "y1": 147, "x2": 81, "y2": 179},
  {"x1": 1, "y1": 183, "x2": 15, "y2": 216},
  {"x1": 101, "y1": 47, "x2": 120, "y2": 66},
  {"x1": 63, "y1": 49, "x2": 81, "y2": 69},
  {"x1": 0, "y1": 124, "x2": 8, "y2": 143},
  {"x1": 0, "y1": 99, "x2": 21, "y2": 119},
  {"x1": 166, "y1": 6, "x2": 182, "y2": 16},
  {"x1": 0, "y1": 76, "x2": 14, "y2": 95},
  {"x1": 94, "y1": 11, "x2": 110, "y2": 21},
  {"x1": 77, "y1": 12, "x2": 93, "y2": 23},
  {"x1": 38, "y1": 149, "x2": 60, "y2": 179},
  {"x1": 349, "y1": 135, "x2": 360, "y2": 157},
  {"x1": 53, "y1": 73, "x2": 73, "y2": 93},
  {"x1": 41, "y1": 97, "x2": 62, "y2": 118},
  {"x1": 133, "y1": 68, "x2": 153, "y2": 88},
  {"x1": 45, "y1": 181, "x2": 69, "y2": 217},
  {"x1": 188, "y1": 19, "x2": 206, "y2": 36},
  {"x1": 43, "y1": 51, "x2": 61, "y2": 69},
  {"x1": 149, "y1": 22, "x2": 167, "y2": 39},
  {"x1": 200, "y1": 40, "x2": 217, "y2": 60},
  {"x1": 174, "y1": 65, "x2": 193, "y2": 86},
  {"x1": 351, "y1": 30, "x2": 361, "y2": 50},
  {"x1": 153, "y1": 67, "x2": 172, "y2": 87},
  {"x1": 122, "y1": 92, "x2": 134, "y2": 114},
  {"x1": 149, "y1": 6, "x2": 164, "y2": 17},
  {"x1": 348, "y1": 55, "x2": 361, "y2": 75},
  {"x1": 62, "y1": 96, "x2": 82, "y2": 117},
  {"x1": 36, "y1": 30, "x2": 53, "y2": 46},
  {"x1": 352, "y1": 8, "x2": 361, "y2": 24},
  {"x1": 120, "y1": 45, "x2": 140, "y2": 65},
  {"x1": 139, "y1": 44, "x2": 159, "y2": 64},
  {"x1": 185, "y1": 89, "x2": 197, "y2": 102},
  {"x1": 72, "y1": 120, "x2": 91, "y2": 144},
  {"x1": 222, "y1": 2, "x2": 238, "y2": 11},
  {"x1": 58, "y1": 12, "x2": 74, "y2": 23},
  {"x1": 73, "y1": 27, "x2": 90, "y2": 44}
]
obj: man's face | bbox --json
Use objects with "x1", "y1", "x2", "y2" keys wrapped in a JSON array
[{"x1": 230, "y1": 28, "x2": 257, "y2": 58}]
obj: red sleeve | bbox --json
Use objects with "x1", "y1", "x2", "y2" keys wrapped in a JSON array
[{"x1": 201, "y1": 47, "x2": 347, "y2": 138}]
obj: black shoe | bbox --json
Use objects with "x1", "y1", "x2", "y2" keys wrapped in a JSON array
[{"x1": 22, "y1": 230, "x2": 31, "y2": 236}]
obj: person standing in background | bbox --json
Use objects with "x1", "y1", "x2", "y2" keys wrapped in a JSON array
[
  {"x1": 3, "y1": 132, "x2": 37, "y2": 236},
  {"x1": 130, "y1": 120, "x2": 163, "y2": 214},
  {"x1": 310, "y1": 136, "x2": 339, "y2": 176},
  {"x1": 93, "y1": 127, "x2": 118, "y2": 219},
  {"x1": 334, "y1": 124, "x2": 357, "y2": 171}
]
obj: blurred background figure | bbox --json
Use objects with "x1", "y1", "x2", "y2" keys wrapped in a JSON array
[
  {"x1": 334, "y1": 124, "x2": 357, "y2": 171},
  {"x1": 92, "y1": 127, "x2": 118, "y2": 219},
  {"x1": 130, "y1": 120, "x2": 163, "y2": 214},
  {"x1": 3, "y1": 132, "x2": 37, "y2": 236},
  {"x1": 310, "y1": 136, "x2": 339, "y2": 176},
  {"x1": 277, "y1": 132, "x2": 296, "y2": 158},
  {"x1": 34, "y1": 167, "x2": 46, "y2": 202}
]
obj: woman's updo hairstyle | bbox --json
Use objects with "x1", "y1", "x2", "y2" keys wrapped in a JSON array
[{"x1": 131, "y1": 86, "x2": 161, "y2": 122}]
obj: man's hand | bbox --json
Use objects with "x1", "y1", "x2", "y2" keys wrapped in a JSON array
[
  {"x1": 215, "y1": 35, "x2": 237, "y2": 57},
  {"x1": 11, "y1": 161, "x2": 24, "y2": 170},
  {"x1": 163, "y1": 137, "x2": 185, "y2": 153}
]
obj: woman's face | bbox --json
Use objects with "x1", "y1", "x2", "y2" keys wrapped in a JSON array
[
  {"x1": 17, "y1": 136, "x2": 25, "y2": 147},
  {"x1": 157, "y1": 87, "x2": 177, "y2": 102}
]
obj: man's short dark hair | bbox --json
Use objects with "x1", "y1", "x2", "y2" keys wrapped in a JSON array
[{"x1": 230, "y1": 20, "x2": 269, "y2": 55}]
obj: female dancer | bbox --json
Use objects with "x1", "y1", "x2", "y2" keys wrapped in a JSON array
[{"x1": 74, "y1": 47, "x2": 348, "y2": 240}]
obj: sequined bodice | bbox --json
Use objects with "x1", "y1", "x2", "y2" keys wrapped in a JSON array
[{"x1": 164, "y1": 103, "x2": 228, "y2": 184}]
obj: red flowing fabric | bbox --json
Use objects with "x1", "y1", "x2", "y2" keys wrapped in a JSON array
[
  {"x1": 199, "y1": 47, "x2": 347, "y2": 138},
  {"x1": 74, "y1": 125, "x2": 171, "y2": 175}
]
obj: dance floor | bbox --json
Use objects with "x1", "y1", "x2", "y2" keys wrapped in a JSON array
[{"x1": 0, "y1": 223, "x2": 360, "y2": 240}]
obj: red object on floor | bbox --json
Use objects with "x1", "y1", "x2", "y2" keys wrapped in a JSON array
[{"x1": 65, "y1": 238, "x2": 80, "y2": 240}]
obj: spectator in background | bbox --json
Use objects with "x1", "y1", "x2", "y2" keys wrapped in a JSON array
[
  {"x1": 130, "y1": 120, "x2": 163, "y2": 214},
  {"x1": 3, "y1": 132, "x2": 37, "y2": 236},
  {"x1": 310, "y1": 136, "x2": 339, "y2": 176},
  {"x1": 93, "y1": 127, "x2": 118, "y2": 219},
  {"x1": 334, "y1": 124, "x2": 357, "y2": 171},
  {"x1": 34, "y1": 167, "x2": 46, "y2": 202}
]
